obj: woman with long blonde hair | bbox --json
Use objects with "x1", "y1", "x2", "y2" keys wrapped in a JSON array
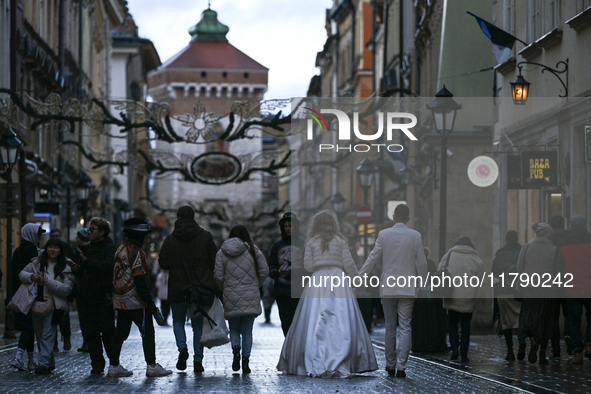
[{"x1": 277, "y1": 211, "x2": 378, "y2": 378}]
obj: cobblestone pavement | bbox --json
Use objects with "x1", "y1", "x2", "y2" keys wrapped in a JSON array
[
  {"x1": 0, "y1": 309, "x2": 524, "y2": 393},
  {"x1": 371, "y1": 326, "x2": 590, "y2": 394}
]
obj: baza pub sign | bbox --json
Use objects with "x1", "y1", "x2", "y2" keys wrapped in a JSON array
[{"x1": 507, "y1": 151, "x2": 557, "y2": 189}]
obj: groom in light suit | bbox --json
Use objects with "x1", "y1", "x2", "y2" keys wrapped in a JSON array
[{"x1": 359, "y1": 204, "x2": 427, "y2": 378}]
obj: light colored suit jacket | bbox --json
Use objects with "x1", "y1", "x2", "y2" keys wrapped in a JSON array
[{"x1": 360, "y1": 223, "x2": 427, "y2": 297}]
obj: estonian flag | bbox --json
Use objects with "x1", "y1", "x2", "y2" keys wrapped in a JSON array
[{"x1": 467, "y1": 12, "x2": 523, "y2": 65}]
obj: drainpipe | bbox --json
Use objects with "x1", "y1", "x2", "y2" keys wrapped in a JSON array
[
  {"x1": 383, "y1": 2, "x2": 388, "y2": 76},
  {"x1": 371, "y1": 0, "x2": 376, "y2": 94},
  {"x1": 399, "y1": 0, "x2": 403, "y2": 96},
  {"x1": 351, "y1": 2, "x2": 356, "y2": 84}
]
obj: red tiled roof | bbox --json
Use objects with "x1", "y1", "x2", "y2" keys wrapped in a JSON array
[{"x1": 161, "y1": 41, "x2": 268, "y2": 70}]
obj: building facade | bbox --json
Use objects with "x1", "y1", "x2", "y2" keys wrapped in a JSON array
[
  {"x1": 0, "y1": 0, "x2": 159, "y2": 322},
  {"x1": 147, "y1": 7, "x2": 268, "y2": 243},
  {"x1": 492, "y1": 1, "x2": 591, "y2": 250}
]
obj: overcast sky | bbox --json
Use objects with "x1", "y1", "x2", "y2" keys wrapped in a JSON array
[{"x1": 126, "y1": 0, "x2": 333, "y2": 100}]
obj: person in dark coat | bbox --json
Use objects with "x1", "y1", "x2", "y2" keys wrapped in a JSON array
[
  {"x1": 517, "y1": 223, "x2": 557, "y2": 365},
  {"x1": 555, "y1": 215, "x2": 591, "y2": 365},
  {"x1": 158, "y1": 206, "x2": 218, "y2": 373},
  {"x1": 72, "y1": 228, "x2": 90, "y2": 352},
  {"x1": 10, "y1": 223, "x2": 44, "y2": 371},
  {"x1": 74, "y1": 217, "x2": 117, "y2": 375},
  {"x1": 268, "y1": 212, "x2": 305, "y2": 336},
  {"x1": 548, "y1": 215, "x2": 571, "y2": 357},
  {"x1": 491, "y1": 230, "x2": 523, "y2": 360}
]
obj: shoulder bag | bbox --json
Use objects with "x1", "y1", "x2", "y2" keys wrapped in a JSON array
[{"x1": 179, "y1": 246, "x2": 215, "y2": 309}]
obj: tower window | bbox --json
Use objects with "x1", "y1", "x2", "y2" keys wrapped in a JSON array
[
  {"x1": 222, "y1": 72, "x2": 227, "y2": 78},
  {"x1": 244, "y1": 72, "x2": 249, "y2": 79},
  {"x1": 201, "y1": 71, "x2": 207, "y2": 77}
]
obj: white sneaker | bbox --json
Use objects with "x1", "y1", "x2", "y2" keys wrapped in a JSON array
[
  {"x1": 107, "y1": 365, "x2": 133, "y2": 377},
  {"x1": 10, "y1": 357, "x2": 27, "y2": 371},
  {"x1": 146, "y1": 363, "x2": 173, "y2": 377}
]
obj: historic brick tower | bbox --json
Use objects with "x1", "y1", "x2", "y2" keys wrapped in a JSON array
[{"x1": 147, "y1": 7, "x2": 269, "y2": 222}]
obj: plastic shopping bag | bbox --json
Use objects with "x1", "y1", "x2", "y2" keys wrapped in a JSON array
[{"x1": 200, "y1": 296, "x2": 230, "y2": 349}]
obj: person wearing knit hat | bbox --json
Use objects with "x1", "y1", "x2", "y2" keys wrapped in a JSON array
[
  {"x1": 569, "y1": 215, "x2": 587, "y2": 229},
  {"x1": 531, "y1": 222, "x2": 553, "y2": 239},
  {"x1": 556, "y1": 214, "x2": 591, "y2": 364},
  {"x1": 516, "y1": 222, "x2": 557, "y2": 365}
]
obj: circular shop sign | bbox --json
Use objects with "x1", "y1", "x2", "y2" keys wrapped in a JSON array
[
  {"x1": 467, "y1": 156, "x2": 499, "y2": 187},
  {"x1": 190, "y1": 152, "x2": 242, "y2": 185}
]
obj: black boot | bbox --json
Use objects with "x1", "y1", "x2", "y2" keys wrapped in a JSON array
[
  {"x1": 232, "y1": 345, "x2": 241, "y2": 372},
  {"x1": 517, "y1": 342, "x2": 526, "y2": 361},
  {"x1": 242, "y1": 357, "x2": 251, "y2": 374},
  {"x1": 504, "y1": 329, "x2": 515, "y2": 361},
  {"x1": 264, "y1": 309, "x2": 271, "y2": 324},
  {"x1": 450, "y1": 348, "x2": 459, "y2": 360},
  {"x1": 529, "y1": 338, "x2": 539, "y2": 364},
  {"x1": 539, "y1": 349, "x2": 548, "y2": 365}
]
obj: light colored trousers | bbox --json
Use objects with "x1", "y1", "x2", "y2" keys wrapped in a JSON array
[
  {"x1": 382, "y1": 298, "x2": 415, "y2": 371},
  {"x1": 32, "y1": 311, "x2": 57, "y2": 369}
]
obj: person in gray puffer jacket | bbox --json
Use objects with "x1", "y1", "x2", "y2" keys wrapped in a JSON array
[{"x1": 214, "y1": 225, "x2": 268, "y2": 374}]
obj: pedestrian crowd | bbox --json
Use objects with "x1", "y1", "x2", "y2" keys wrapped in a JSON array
[{"x1": 3, "y1": 203, "x2": 590, "y2": 381}]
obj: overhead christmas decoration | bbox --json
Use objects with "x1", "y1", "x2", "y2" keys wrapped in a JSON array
[{"x1": 0, "y1": 88, "x2": 292, "y2": 184}]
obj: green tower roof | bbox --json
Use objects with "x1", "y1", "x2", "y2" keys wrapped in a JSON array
[{"x1": 189, "y1": 8, "x2": 229, "y2": 43}]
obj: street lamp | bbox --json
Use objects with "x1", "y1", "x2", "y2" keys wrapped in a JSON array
[
  {"x1": 330, "y1": 192, "x2": 346, "y2": 216},
  {"x1": 356, "y1": 158, "x2": 375, "y2": 190},
  {"x1": 0, "y1": 129, "x2": 22, "y2": 169},
  {"x1": 510, "y1": 60, "x2": 568, "y2": 105},
  {"x1": 75, "y1": 174, "x2": 94, "y2": 226},
  {"x1": 510, "y1": 73, "x2": 530, "y2": 105},
  {"x1": 427, "y1": 86, "x2": 461, "y2": 261},
  {"x1": 356, "y1": 158, "x2": 375, "y2": 261},
  {"x1": 0, "y1": 128, "x2": 23, "y2": 319}
]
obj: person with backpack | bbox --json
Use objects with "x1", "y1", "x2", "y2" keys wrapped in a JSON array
[{"x1": 108, "y1": 217, "x2": 171, "y2": 378}]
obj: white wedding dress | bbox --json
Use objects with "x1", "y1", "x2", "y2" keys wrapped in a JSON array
[{"x1": 277, "y1": 237, "x2": 378, "y2": 378}]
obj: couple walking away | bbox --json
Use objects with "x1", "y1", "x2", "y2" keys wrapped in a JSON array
[
  {"x1": 277, "y1": 204, "x2": 427, "y2": 378},
  {"x1": 160, "y1": 206, "x2": 269, "y2": 374}
]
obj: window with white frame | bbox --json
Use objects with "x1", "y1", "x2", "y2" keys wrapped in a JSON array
[
  {"x1": 545, "y1": 0, "x2": 561, "y2": 31},
  {"x1": 529, "y1": 0, "x2": 543, "y2": 41},
  {"x1": 503, "y1": 0, "x2": 515, "y2": 35}
]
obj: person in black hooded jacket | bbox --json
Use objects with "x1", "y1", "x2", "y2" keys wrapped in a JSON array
[
  {"x1": 74, "y1": 217, "x2": 117, "y2": 375},
  {"x1": 158, "y1": 206, "x2": 218, "y2": 373},
  {"x1": 268, "y1": 212, "x2": 305, "y2": 336}
]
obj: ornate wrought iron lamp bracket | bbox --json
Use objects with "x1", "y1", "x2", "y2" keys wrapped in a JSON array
[{"x1": 516, "y1": 59, "x2": 568, "y2": 98}]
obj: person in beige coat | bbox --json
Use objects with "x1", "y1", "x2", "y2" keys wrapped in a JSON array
[
  {"x1": 438, "y1": 236, "x2": 484, "y2": 363},
  {"x1": 516, "y1": 222, "x2": 557, "y2": 365},
  {"x1": 214, "y1": 225, "x2": 268, "y2": 374},
  {"x1": 19, "y1": 237, "x2": 74, "y2": 374}
]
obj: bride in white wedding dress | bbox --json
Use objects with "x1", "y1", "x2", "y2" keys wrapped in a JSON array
[{"x1": 277, "y1": 211, "x2": 378, "y2": 378}]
